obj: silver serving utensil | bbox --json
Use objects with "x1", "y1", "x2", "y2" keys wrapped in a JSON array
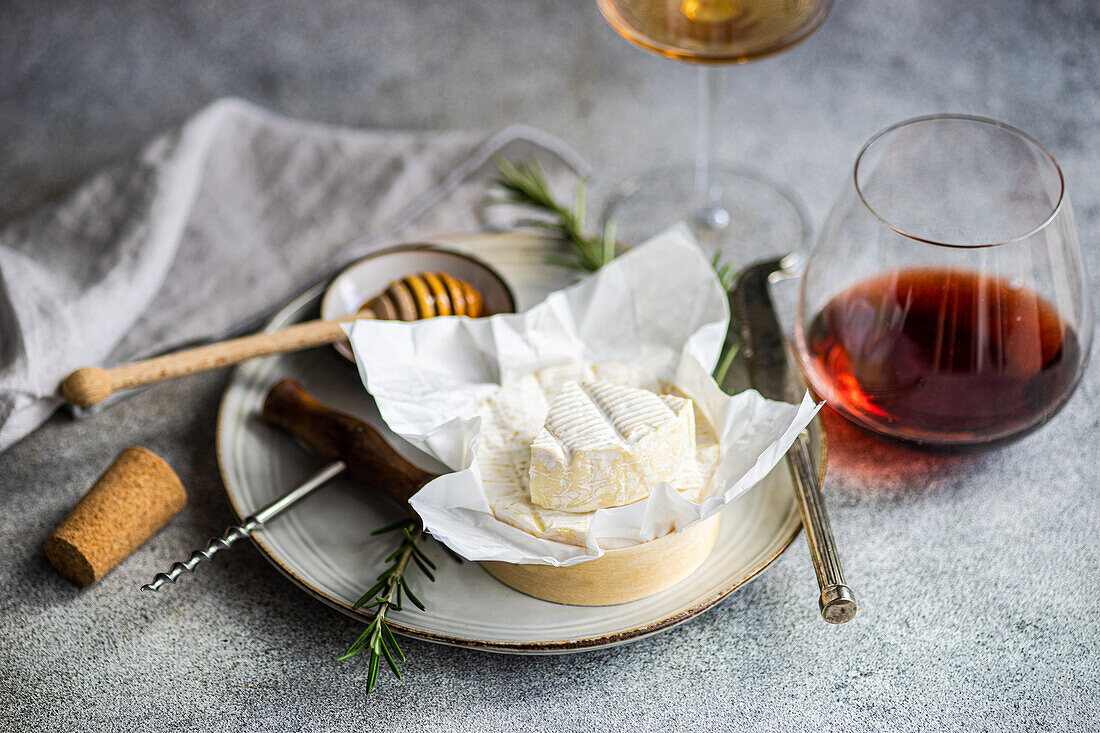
[{"x1": 731, "y1": 258, "x2": 857, "y2": 624}]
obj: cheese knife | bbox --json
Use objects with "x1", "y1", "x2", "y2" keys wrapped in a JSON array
[{"x1": 730, "y1": 259, "x2": 857, "y2": 624}]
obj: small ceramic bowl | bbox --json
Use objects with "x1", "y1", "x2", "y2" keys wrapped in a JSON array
[{"x1": 321, "y1": 244, "x2": 517, "y2": 362}]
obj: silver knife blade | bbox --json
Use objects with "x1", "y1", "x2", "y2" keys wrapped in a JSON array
[
  {"x1": 731, "y1": 258, "x2": 857, "y2": 624},
  {"x1": 731, "y1": 258, "x2": 792, "y2": 402}
]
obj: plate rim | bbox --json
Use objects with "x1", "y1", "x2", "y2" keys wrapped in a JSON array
[{"x1": 215, "y1": 234, "x2": 825, "y2": 654}]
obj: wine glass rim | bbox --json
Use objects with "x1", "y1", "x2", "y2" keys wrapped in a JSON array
[{"x1": 852, "y1": 113, "x2": 1067, "y2": 250}]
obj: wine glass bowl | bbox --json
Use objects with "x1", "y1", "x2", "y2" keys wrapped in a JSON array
[
  {"x1": 596, "y1": 0, "x2": 834, "y2": 64},
  {"x1": 795, "y1": 115, "x2": 1093, "y2": 447}
]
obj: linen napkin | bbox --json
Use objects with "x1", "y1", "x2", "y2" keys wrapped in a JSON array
[{"x1": 0, "y1": 97, "x2": 589, "y2": 451}]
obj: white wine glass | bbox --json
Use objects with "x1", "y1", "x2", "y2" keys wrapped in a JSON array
[{"x1": 597, "y1": 0, "x2": 834, "y2": 263}]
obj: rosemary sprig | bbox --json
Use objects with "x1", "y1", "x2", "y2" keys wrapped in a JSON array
[
  {"x1": 711, "y1": 251, "x2": 737, "y2": 291},
  {"x1": 492, "y1": 157, "x2": 616, "y2": 272},
  {"x1": 492, "y1": 157, "x2": 738, "y2": 287},
  {"x1": 712, "y1": 341, "x2": 740, "y2": 388},
  {"x1": 340, "y1": 518, "x2": 448, "y2": 693}
]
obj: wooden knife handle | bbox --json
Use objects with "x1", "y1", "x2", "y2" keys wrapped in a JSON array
[
  {"x1": 62, "y1": 317, "x2": 357, "y2": 408},
  {"x1": 261, "y1": 378, "x2": 435, "y2": 510}
]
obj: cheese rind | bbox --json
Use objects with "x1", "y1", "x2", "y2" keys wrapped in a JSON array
[{"x1": 529, "y1": 380, "x2": 695, "y2": 512}]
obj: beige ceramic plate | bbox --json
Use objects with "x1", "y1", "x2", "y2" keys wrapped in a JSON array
[{"x1": 216, "y1": 232, "x2": 824, "y2": 654}]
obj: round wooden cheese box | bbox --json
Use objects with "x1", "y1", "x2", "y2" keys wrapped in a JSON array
[{"x1": 479, "y1": 513, "x2": 722, "y2": 606}]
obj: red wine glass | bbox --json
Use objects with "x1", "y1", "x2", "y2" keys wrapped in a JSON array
[{"x1": 795, "y1": 115, "x2": 1093, "y2": 447}]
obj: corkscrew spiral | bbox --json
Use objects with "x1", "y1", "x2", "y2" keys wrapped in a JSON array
[
  {"x1": 141, "y1": 518, "x2": 262, "y2": 592},
  {"x1": 140, "y1": 461, "x2": 346, "y2": 594}
]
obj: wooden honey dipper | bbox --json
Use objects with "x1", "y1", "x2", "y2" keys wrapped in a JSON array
[{"x1": 62, "y1": 272, "x2": 488, "y2": 408}]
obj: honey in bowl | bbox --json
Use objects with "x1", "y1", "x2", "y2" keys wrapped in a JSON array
[{"x1": 358, "y1": 271, "x2": 485, "y2": 321}]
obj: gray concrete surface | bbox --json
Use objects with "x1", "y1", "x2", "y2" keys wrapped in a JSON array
[{"x1": 2, "y1": 0, "x2": 1099, "y2": 730}]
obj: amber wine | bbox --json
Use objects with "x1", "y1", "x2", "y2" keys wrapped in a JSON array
[{"x1": 597, "y1": 0, "x2": 831, "y2": 64}]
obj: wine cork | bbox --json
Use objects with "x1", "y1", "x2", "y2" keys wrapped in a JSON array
[{"x1": 45, "y1": 446, "x2": 187, "y2": 587}]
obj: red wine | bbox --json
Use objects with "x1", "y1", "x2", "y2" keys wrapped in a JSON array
[{"x1": 804, "y1": 268, "x2": 1081, "y2": 444}]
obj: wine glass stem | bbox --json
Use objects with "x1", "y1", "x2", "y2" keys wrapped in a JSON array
[{"x1": 693, "y1": 65, "x2": 730, "y2": 231}]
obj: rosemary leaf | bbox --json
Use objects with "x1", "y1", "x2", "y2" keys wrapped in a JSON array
[
  {"x1": 411, "y1": 554, "x2": 435, "y2": 581},
  {"x1": 382, "y1": 623, "x2": 406, "y2": 663},
  {"x1": 339, "y1": 627, "x2": 372, "y2": 660},
  {"x1": 380, "y1": 639, "x2": 402, "y2": 678},
  {"x1": 710, "y1": 251, "x2": 739, "y2": 291},
  {"x1": 400, "y1": 577, "x2": 426, "y2": 611},
  {"x1": 712, "y1": 343, "x2": 740, "y2": 389},
  {"x1": 441, "y1": 544, "x2": 465, "y2": 564},
  {"x1": 367, "y1": 648, "x2": 380, "y2": 692},
  {"x1": 372, "y1": 518, "x2": 413, "y2": 535},
  {"x1": 409, "y1": 543, "x2": 436, "y2": 570},
  {"x1": 353, "y1": 582, "x2": 385, "y2": 609}
]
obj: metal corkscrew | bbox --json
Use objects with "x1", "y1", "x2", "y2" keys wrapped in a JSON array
[
  {"x1": 144, "y1": 376, "x2": 438, "y2": 593},
  {"x1": 141, "y1": 461, "x2": 347, "y2": 592}
]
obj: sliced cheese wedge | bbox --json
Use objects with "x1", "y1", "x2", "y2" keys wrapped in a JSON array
[{"x1": 529, "y1": 380, "x2": 695, "y2": 512}]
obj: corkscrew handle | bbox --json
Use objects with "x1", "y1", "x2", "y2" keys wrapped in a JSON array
[{"x1": 141, "y1": 461, "x2": 347, "y2": 592}]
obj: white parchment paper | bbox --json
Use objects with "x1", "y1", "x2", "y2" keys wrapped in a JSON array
[{"x1": 345, "y1": 228, "x2": 820, "y2": 566}]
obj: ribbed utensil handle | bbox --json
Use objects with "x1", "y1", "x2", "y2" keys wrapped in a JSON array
[{"x1": 787, "y1": 433, "x2": 856, "y2": 623}]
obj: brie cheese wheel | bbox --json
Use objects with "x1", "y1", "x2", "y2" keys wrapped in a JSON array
[
  {"x1": 529, "y1": 380, "x2": 695, "y2": 512},
  {"x1": 475, "y1": 362, "x2": 719, "y2": 546}
]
